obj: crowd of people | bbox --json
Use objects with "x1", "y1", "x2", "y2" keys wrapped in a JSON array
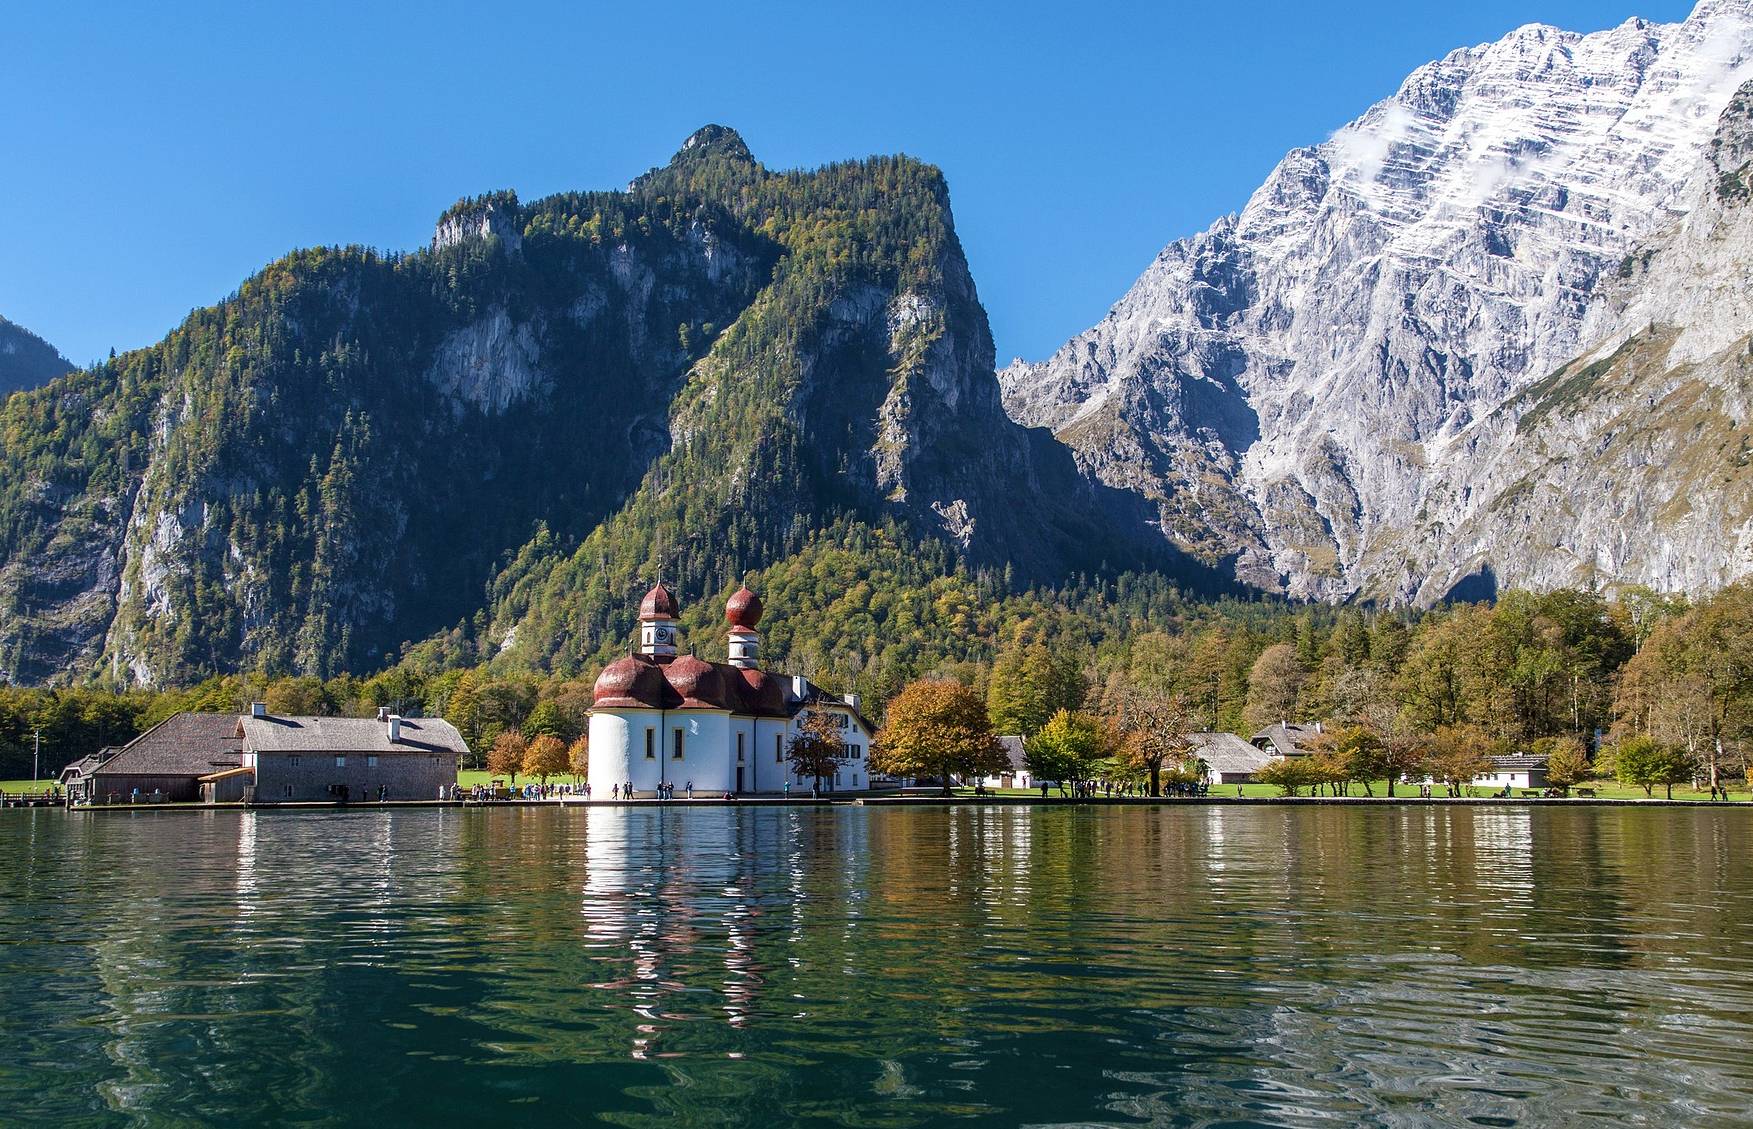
[{"x1": 1030, "y1": 778, "x2": 1211, "y2": 799}]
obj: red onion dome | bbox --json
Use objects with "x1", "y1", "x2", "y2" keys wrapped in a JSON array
[
  {"x1": 664, "y1": 654, "x2": 729, "y2": 710},
  {"x1": 638, "y1": 583, "x2": 679, "y2": 621},
  {"x1": 593, "y1": 655, "x2": 671, "y2": 709},
  {"x1": 725, "y1": 586, "x2": 764, "y2": 628},
  {"x1": 738, "y1": 667, "x2": 787, "y2": 717}
]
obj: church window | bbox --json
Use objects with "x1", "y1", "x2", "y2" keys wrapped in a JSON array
[
  {"x1": 644, "y1": 728, "x2": 655, "y2": 759},
  {"x1": 673, "y1": 728, "x2": 685, "y2": 759}
]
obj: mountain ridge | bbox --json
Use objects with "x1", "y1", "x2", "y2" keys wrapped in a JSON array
[
  {"x1": 1001, "y1": 0, "x2": 1753, "y2": 604},
  {"x1": 0, "y1": 128, "x2": 1192, "y2": 687},
  {"x1": 0, "y1": 316, "x2": 75, "y2": 398}
]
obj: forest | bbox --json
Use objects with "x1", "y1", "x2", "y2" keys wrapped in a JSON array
[{"x1": 5, "y1": 548, "x2": 1748, "y2": 792}]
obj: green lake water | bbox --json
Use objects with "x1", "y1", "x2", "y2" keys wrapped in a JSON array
[{"x1": 2, "y1": 804, "x2": 1751, "y2": 1127}]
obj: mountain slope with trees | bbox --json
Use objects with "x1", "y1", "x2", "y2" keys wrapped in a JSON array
[
  {"x1": 0, "y1": 127, "x2": 1187, "y2": 687},
  {"x1": 0, "y1": 316, "x2": 74, "y2": 397}
]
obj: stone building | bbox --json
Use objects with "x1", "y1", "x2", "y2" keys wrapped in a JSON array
[
  {"x1": 589, "y1": 584, "x2": 876, "y2": 796},
  {"x1": 238, "y1": 706, "x2": 468, "y2": 802}
]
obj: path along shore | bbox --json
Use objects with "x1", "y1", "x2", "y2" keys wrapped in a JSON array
[{"x1": 44, "y1": 793, "x2": 1752, "y2": 814}]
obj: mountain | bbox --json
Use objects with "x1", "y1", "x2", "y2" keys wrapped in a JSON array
[
  {"x1": 0, "y1": 316, "x2": 74, "y2": 397},
  {"x1": 1417, "y1": 77, "x2": 1753, "y2": 599},
  {"x1": 1000, "y1": 0, "x2": 1753, "y2": 604},
  {"x1": 0, "y1": 127, "x2": 1176, "y2": 686}
]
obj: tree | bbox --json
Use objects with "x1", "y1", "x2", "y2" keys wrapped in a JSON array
[
  {"x1": 988, "y1": 638, "x2": 1086, "y2": 737},
  {"x1": 1257, "y1": 756, "x2": 1316, "y2": 796},
  {"x1": 568, "y1": 735, "x2": 590, "y2": 782},
  {"x1": 1026, "y1": 709, "x2": 1106, "y2": 790},
  {"x1": 874, "y1": 679, "x2": 1007, "y2": 796},
  {"x1": 524, "y1": 698, "x2": 571, "y2": 742},
  {"x1": 1307, "y1": 748, "x2": 1351, "y2": 797},
  {"x1": 1116, "y1": 689, "x2": 1192, "y2": 796},
  {"x1": 1309, "y1": 724, "x2": 1386, "y2": 796},
  {"x1": 788, "y1": 710, "x2": 846, "y2": 792},
  {"x1": 265, "y1": 676, "x2": 327, "y2": 717},
  {"x1": 1615, "y1": 735, "x2": 1693, "y2": 799},
  {"x1": 1376, "y1": 731, "x2": 1430, "y2": 798},
  {"x1": 1424, "y1": 725, "x2": 1495, "y2": 796},
  {"x1": 1244, "y1": 644, "x2": 1305, "y2": 732},
  {"x1": 1538, "y1": 735, "x2": 1590, "y2": 795},
  {"x1": 487, "y1": 731, "x2": 527, "y2": 786},
  {"x1": 523, "y1": 734, "x2": 568, "y2": 784}
]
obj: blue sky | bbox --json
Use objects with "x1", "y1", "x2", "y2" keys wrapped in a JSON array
[{"x1": 3, "y1": 0, "x2": 1697, "y2": 368}]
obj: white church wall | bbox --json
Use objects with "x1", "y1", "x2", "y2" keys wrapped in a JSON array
[
  {"x1": 589, "y1": 709, "x2": 664, "y2": 794},
  {"x1": 664, "y1": 710, "x2": 732, "y2": 794}
]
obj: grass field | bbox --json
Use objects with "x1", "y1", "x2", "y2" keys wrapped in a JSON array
[
  {"x1": 946, "y1": 780, "x2": 1745, "y2": 802},
  {"x1": 444, "y1": 770, "x2": 1745, "y2": 803},
  {"x1": 9, "y1": 774, "x2": 1742, "y2": 803}
]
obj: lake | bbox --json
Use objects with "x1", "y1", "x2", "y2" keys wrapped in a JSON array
[{"x1": 2, "y1": 804, "x2": 1751, "y2": 1126}]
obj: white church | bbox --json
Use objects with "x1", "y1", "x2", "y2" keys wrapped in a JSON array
[{"x1": 588, "y1": 584, "x2": 878, "y2": 795}]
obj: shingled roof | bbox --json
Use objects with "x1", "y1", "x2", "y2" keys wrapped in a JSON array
[
  {"x1": 94, "y1": 713, "x2": 243, "y2": 777},
  {"x1": 1250, "y1": 723, "x2": 1323, "y2": 757},
  {"x1": 1190, "y1": 731, "x2": 1274, "y2": 777},
  {"x1": 241, "y1": 715, "x2": 469, "y2": 756}
]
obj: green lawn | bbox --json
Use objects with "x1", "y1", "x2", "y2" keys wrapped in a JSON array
[
  {"x1": 456, "y1": 769, "x2": 582, "y2": 791},
  {"x1": 443, "y1": 770, "x2": 1747, "y2": 803},
  {"x1": 946, "y1": 779, "x2": 1746, "y2": 802},
  {"x1": 0, "y1": 779, "x2": 57, "y2": 795}
]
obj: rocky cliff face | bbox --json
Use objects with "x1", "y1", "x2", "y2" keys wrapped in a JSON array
[
  {"x1": 0, "y1": 128, "x2": 1167, "y2": 685},
  {"x1": 1408, "y1": 78, "x2": 1753, "y2": 600},
  {"x1": 1001, "y1": 0, "x2": 1753, "y2": 603}
]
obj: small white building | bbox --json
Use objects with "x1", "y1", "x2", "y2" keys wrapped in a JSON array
[
  {"x1": 1469, "y1": 754, "x2": 1550, "y2": 792},
  {"x1": 974, "y1": 735, "x2": 1034, "y2": 790},
  {"x1": 588, "y1": 584, "x2": 877, "y2": 796},
  {"x1": 1189, "y1": 731, "x2": 1275, "y2": 784}
]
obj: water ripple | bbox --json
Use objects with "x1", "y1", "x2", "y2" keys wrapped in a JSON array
[{"x1": 1, "y1": 805, "x2": 1752, "y2": 1126}]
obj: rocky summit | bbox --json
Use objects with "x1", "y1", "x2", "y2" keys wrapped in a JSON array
[
  {"x1": 0, "y1": 128, "x2": 1172, "y2": 686},
  {"x1": 1001, "y1": 0, "x2": 1753, "y2": 604},
  {"x1": 8, "y1": 4, "x2": 1753, "y2": 687}
]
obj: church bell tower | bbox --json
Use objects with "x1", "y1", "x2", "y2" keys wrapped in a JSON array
[{"x1": 638, "y1": 583, "x2": 680, "y2": 660}]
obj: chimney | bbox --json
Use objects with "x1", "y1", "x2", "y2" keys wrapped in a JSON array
[
  {"x1": 843, "y1": 693, "x2": 861, "y2": 713},
  {"x1": 251, "y1": 702, "x2": 267, "y2": 718},
  {"x1": 377, "y1": 707, "x2": 390, "y2": 722},
  {"x1": 790, "y1": 675, "x2": 808, "y2": 702},
  {"x1": 388, "y1": 715, "x2": 403, "y2": 743}
]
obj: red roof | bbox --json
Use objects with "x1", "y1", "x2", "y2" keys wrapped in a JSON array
[
  {"x1": 591, "y1": 653, "x2": 788, "y2": 716},
  {"x1": 725, "y1": 586, "x2": 764, "y2": 628},
  {"x1": 638, "y1": 583, "x2": 679, "y2": 621},
  {"x1": 593, "y1": 655, "x2": 675, "y2": 709}
]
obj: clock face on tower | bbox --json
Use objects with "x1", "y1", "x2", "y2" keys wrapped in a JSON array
[{"x1": 653, "y1": 626, "x2": 674, "y2": 644}]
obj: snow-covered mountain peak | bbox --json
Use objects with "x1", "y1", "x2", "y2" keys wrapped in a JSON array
[{"x1": 1000, "y1": 0, "x2": 1753, "y2": 603}]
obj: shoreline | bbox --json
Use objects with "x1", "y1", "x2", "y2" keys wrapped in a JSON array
[{"x1": 39, "y1": 793, "x2": 1753, "y2": 814}]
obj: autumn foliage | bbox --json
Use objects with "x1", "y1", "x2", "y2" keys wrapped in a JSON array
[{"x1": 873, "y1": 679, "x2": 1006, "y2": 794}]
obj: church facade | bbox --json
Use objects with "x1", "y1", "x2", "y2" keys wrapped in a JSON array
[{"x1": 588, "y1": 584, "x2": 878, "y2": 796}]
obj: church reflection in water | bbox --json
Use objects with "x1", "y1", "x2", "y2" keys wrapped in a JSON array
[{"x1": 579, "y1": 807, "x2": 872, "y2": 1058}]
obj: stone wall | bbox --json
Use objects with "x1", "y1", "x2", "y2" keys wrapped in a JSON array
[{"x1": 254, "y1": 751, "x2": 457, "y2": 802}]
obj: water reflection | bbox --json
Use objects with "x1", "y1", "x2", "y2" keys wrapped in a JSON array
[{"x1": 1, "y1": 806, "x2": 1751, "y2": 1126}]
